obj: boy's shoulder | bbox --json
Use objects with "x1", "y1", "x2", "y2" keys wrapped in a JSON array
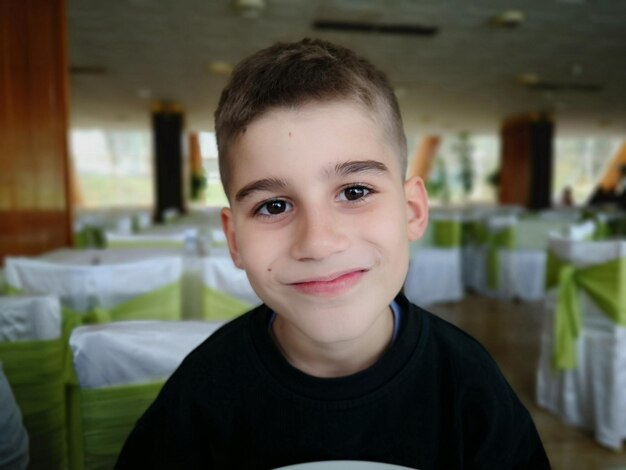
[
  {"x1": 183, "y1": 306, "x2": 262, "y2": 367},
  {"x1": 407, "y1": 301, "x2": 509, "y2": 387}
]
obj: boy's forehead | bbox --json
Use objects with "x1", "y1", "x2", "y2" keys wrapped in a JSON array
[
  {"x1": 223, "y1": 101, "x2": 406, "y2": 201},
  {"x1": 234, "y1": 101, "x2": 397, "y2": 159}
]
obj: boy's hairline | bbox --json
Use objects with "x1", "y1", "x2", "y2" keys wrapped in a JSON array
[{"x1": 219, "y1": 98, "x2": 408, "y2": 202}]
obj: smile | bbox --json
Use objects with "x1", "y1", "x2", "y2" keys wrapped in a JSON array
[{"x1": 289, "y1": 269, "x2": 367, "y2": 296}]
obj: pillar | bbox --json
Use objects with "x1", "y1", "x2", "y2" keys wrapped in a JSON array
[{"x1": 152, "y1": 103, "x2": 185, "y2": 222}]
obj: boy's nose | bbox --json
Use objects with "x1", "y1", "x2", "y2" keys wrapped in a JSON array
[{"x1": 290, "y1": 208, "x2": 349, "y2": 261}]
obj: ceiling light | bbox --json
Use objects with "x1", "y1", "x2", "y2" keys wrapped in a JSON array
[
  {"x1": 517, "y1": 73, "x2": 541, "y2": 85},
  {"x1": 137, "y1": 88, "x2": 152, "y2": 100},
  {"x1": 491, "y1": 10, "x2": 526, "y2": 28},
  {"x1": 232, "y1": 0, "x2": 265, "y2": 18},
  {"x1": 207, "y1": 61, "x2": 234, "y2": 76},
  {"x1": 570, "y1": 63, "x2": 583, "y2": 76}
]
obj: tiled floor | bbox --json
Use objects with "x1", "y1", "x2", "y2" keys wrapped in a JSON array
[{"x1": 428, "y1": 294, "x2": 626, "y2": 470}]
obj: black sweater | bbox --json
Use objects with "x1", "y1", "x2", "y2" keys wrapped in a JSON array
[{"x1": 116, "y1": 294, "x2": 550, "y2": 469}]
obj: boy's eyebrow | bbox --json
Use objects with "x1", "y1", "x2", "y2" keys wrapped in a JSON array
[
  {"x1": 234, "y1": 177, "x2": 288, "y2": 202},
  {"x1": 234, "y1": 160, "x2": 388, "y2": 202},
  {"x1": 332, "y1": 160, "x2": 389, "y2": 177}
]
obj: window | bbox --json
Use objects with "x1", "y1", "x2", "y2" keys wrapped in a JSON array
[
  {"x1": 199, "y1": 132, "x2": 228, "y2": 206},
  {"x1": 71, "y1": 129, "x2": 153, "y2": 208}
]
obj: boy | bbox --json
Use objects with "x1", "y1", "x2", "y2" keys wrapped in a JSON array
[{"x1": 117, "y1": 38, "x2": 549, "y2": 469}]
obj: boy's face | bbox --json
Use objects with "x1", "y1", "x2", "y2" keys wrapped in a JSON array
[{"x1": 222, "y1": 101, "x2": 427, "y2": 347}]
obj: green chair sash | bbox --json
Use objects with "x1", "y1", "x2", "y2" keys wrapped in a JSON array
[
  {"x1": 91, "y1": 282, "x2": 181, "y2": 323},
  {"x1": 545, "y1": 250, "x2": 565, "y2": 290},
  {"x1": 433, "y1": 220, "x2": 462, "y2": 248},
  {"x1": 7, "y1": 282, "x2": 181, "y2": 325},
  {"x1": 75, "y1": 226, "x2": 106, "y2": 249},
  {"x1": 68, "y1": 381, "x2": 163, "y2": 470},
  {"x1": 552, "y1": 256, "x2": 626, "y2": 370},
  {"x1": 0, "y1": 339, "x2": 67, "y2": 470},
  {"x1": 486, "y1": 226, "x2": 516, "y2": 289},
  {"x1": 202, "y1": 286, "x2": 251, "y2": 321},
  {"x1": 462, "y1": 220, "x2": 488, "y2": 246}
]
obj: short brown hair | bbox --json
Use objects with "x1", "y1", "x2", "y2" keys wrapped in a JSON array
[{"x1": 214, "y1": 38, "x2": 407, "y2": 198}]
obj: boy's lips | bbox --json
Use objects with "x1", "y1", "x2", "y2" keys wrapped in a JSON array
[{"x1": 288, "y1": 269, "x2": 368, "y2": 296}]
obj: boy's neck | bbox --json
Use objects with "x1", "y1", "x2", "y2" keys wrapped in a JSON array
[{"x1": 270, "y1": 306, "x2": 395, "y2": 378}]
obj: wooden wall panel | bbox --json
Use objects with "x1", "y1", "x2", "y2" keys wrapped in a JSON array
[
  {"x1": 499, "y1": 113, "x2": 553, "y2": 209},
  {"x1": 0, "y1": 0, "x2": 72, "y2": 264},
  {"x1": 499, "y1": 120, "x2": 531, "y2": 206}
]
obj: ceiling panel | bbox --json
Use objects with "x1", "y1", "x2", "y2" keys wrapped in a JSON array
[{"x1": 67, "y1": 0, "x2": 626, "y2": 136}]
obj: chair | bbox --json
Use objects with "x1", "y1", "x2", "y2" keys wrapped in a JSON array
[
  {"x1": 200, "y1": 256, "x2": 260, "y2": 320},
  {"x1": 5, "y1": 258, "x2": 95, "y2": 313},
  {"x1": 4, "y1": 257, "x2": 183, "y2": 322},
  {"x1": 67, "y1": 320, "x2": 223, "y2": 469},
  {"x1": 0, "y1": 296, "x2": 67, "y2": 469},
  {"x1": 536, "y1": 236, "x2": 626, "y2": 450},
  {"x1": 463, "y1": 214, "x2": 517, "y2": 298},
  {"x1": 404, "y1": 213, "x2": 464, "y2": 306},
  {"x1": 496, "y1": 216, "x2": 574, "y2": 301}
]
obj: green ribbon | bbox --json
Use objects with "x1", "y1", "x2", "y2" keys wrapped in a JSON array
[
  {"x1": 99, "y1": 282, "x2": 181, "y2": 322},
  {"x1": 552, "y1": 256, "x2": 626, "y2": 370},
  {"x1": 462, "y1": 220, "x2": 488, "y2": 246},
  {"x1": 545, "y1": 250, "x2": 565, "y2": 290},
  {"x1": 486, "y1": 226, "x2": 516, "y2": 289},
  {"x1": 202, "y1": 286, "x2": 251, "y2": 321},
  {"x1": 593, "y1": 220, "x2": 609, "y2": 240},
  {"x1": 68, "y1": 381, "x2": 164, "y2": 470},
  {"x1": 432, "y1": 220, "x2": 462, "y2": 247},
  {"x1": 75, "y1": 226, "x2": 106, "y2": 249},
  {"x1": 0, "y1": 339, "x2": 67, "y2": 470},
  {"x1": 130, "y1": 215, "x2": 141, "y2": 234}
]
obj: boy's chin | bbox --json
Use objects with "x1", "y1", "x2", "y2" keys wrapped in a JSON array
[{"x1": 276, "y1": 302, "x2": 392, "y2": 344}]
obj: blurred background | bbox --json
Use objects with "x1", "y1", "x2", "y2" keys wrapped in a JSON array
[{"x1": 1, "y1": 1, "x2": 626, "y2": 469}]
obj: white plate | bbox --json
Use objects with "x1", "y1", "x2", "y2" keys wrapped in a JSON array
[{"x1": 275, "y1": 461, "x2": 416, "y2": 470}]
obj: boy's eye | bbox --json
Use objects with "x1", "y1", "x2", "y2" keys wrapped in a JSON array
[
  {"x1": 339, "y1": 186, "x2": 370, "y2": 202},
  {"x1": 257, "y1": 199, "x2": 292, "y2": 216}
]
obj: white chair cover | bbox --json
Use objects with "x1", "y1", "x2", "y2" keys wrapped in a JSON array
[
  {"x1": 201, "y1": 256, "x2": 261, "y2": 306},
  {"x1": 5, "y1": 258, "x2": 94, "y2": 312},
  {"x1": 91, "y1": 258, "x2": 182, "y2": 310},
  {"x1": 404, "y1": 249, "x2": 463, "y2": 306},
  {"x1": 70, "y1": 320, "x2": 223, "y2": 388},
  {"x1": 404, "y1": 212, "x2": 464, "y2": 305},
  {"x1": 497, "y1": 218, "x2": 570, "y2": 302},
  {"x1": 5, "y1": 257, "x2": 182, "y2": 312},
  {"x1": 564, "y1": 220, "x2": 596, "y2": 240},
  {"x1": 0, "y1": 296, "x2": 62, "y2": 341},
  {"x1": 465, "y1": 214, "x2": 517, "y2": 298},
  {"x1": 536, "y1": 236, "x2": 626, "y2": 449}
]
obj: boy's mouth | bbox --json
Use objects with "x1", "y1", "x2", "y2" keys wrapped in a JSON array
[{"x1": 289, "y1": 269, "x2": 367, "y2": 296}]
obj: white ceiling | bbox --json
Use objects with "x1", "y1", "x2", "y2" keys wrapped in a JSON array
[{"x1": 67, "y1": 0, "x2": 626, "y2": 137}]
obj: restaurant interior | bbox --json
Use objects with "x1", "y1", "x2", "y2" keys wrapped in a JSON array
[{"x1": 1, "y1": 0, "x2": 625, "y2": 468}]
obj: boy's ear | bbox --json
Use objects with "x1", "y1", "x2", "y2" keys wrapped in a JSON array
[
  {"x1": 404, "y1": 176, "x2": 429, "y2": 241},
  {"x1": 221, "y1": 207, "x2": 244, "y2": 269}
]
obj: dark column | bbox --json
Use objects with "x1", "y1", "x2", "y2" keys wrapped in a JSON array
[
  {"x1": 152, "y1": 104, "x2": 185, "y2": 222},
  {"x1": 499, "y1": 113, "x2": 554, "y2": 210}
]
